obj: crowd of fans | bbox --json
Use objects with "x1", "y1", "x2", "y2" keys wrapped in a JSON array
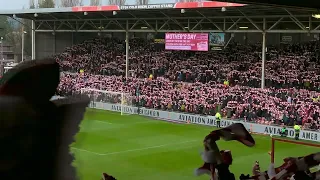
[{"x1": 55, "y1": 37, "x2": 320, "y2": 131}]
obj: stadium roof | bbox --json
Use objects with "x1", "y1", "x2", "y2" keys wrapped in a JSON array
[
  {"x1": 0, "y1": 1, "x2": 320, "y2": 33},
  {"x1": 214, "y1": 0, "x2": 320, "y2": 9}
]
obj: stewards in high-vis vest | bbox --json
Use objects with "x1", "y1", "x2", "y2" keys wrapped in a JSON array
[
  {"x1": 312, "y1": 96, "x2": 320, "y2": 102},
  {"x1": 181, "y1": 104, "x2": 185, "y2": 112},
  {"x1": 215, "y1": 112, "x2": 222, "y2": 128},
  {"x1": 280, "y1": 126, "x2": 288, "y2": 137},
  {"x1": 304, "y1": 80, "x2": 310, "y2": 88},
  {"x1": 149, "y1": 74, "x2": 153, "y2": 80},
  {"x1": 79, "y1": 69, "x2": 84, "y2": 76},
  {"x1": 224, "y1": 80, "x2": 229, "y2": 88},
  {"x1": 294, "y1": 124, "x2": 301, "y2": 140}
]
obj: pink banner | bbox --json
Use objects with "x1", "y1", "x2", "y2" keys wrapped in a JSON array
[{"x1": 165, "y1": 33, "x2": 208, "y2": 51}]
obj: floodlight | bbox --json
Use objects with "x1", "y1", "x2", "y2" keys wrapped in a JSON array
[{"x1": 312, "y1": 14, "x2": 320, "y2": 19}]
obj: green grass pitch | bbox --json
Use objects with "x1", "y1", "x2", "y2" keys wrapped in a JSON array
[{"x1": 71, "y1": 108, "x2": 320, "y2": 180}]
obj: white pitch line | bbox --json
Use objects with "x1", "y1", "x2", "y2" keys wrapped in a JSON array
[
  {"x1": 71, "y1": 139, "x2": 199, "y2": 156},
  {"x1": 126, "y1": 120, "x2": 160, "y2": 125},
  {"x1": 102, "y1": 139, "x2": 198, "y2": 155},
  {"x1": 93, "y1": 120, "x2": 159, "y2": 125},
  {"x1": 71, "y1": 147, "x2": 106, "y2": 156},
  {"x1": 94, "y1": 120, "x2": 113, "y2": 124}
]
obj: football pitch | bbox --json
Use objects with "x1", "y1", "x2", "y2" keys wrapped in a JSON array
[{"x1": 71, "y1": 108, "x2": 320, "y2": 180}]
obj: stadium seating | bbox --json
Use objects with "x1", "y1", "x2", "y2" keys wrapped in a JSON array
[{"x1": 55, "y1": 37, "x2": 320, "y2": 131}]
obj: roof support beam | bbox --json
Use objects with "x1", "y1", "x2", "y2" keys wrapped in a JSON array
[
  {"x1": 99, "y1": 12, "x2": 108, "y2": 19},
  {"x1": 45, "y1": 21, "x2": 53, "y2": 30},
  {"x1": 65, "y1": 21, "x2": 75, "y2": 30},
  {"x1": 158, "y1": 19, "x2": 169, "y2": 31},
  {"x1": 155, "y1": 20, "x2": 158, "y2": 31},
  {"x1": 72, "y1": 14, "x2": 82, "y2": 19},
  {"x1": 32, "y1": 13, "x2": 320, "y2": 33},
  {"x1": 266, "y1": 30, "x2": 320, "y2": 33},
  {"x1": 9, "y1": 16, "x2": 29, "y2": 27},
  {"x1": 79, "y1": 21, "x2": 87, "y2": 30},
  {"x1": 88, "y1": 20, "x2": 98, "y2": 29},
  {"x1": 128, "y1": 12, "x2": 137, "y2": 19},
  {"x1": 104, "y1": 21, "x2": 112, "y2": 29},
  {"x1": 238, "y1": 9, "x2": 261, "y2": 31},
  {"x1": 48, "y1": 14, "x2": 58, "y2": 20},
  {"x1": 37, "y1": 30, "x2": 126, "y2": 33},
  {"x1": 36, "y1": 21, "x2": 44, "y2": 30},
  {"x1": 268, "y1": 17, "x2": 283, "y2": 31},
  {"x1": 142, "y1": 20, "x2": 155, "y2": 31},
  {"x1": 130, "y1": 20, "x2": 140, "y2": 30},
  {"x1": 99, "y1": 20, "x2": 103, "y2": 30},
  {"x1": 114, "y1": 20, "x2": 125, "y2": 30},
  {"x1": 284, "y1": 8, "x2": 307, "y2": 31},
  {"x1": 191, "y1": 19, "x2": 204, "y2": 31},
  {"x1": 36, "y1": 29, "x2": 320, "y2": 33},
  {"x1": 289, "y1": 16, "x2": 306, "y2": 30},
  {"x1": 31, "y1": 20, "x2": 35, "y2": 59},
  {"x1": 314, "y1": 24, "x2": 320, "y2": 31},
  {"x1": 57, "y1": 21, "x2": 64, "y2": 30},
  {"x1": 309, "y1": 16, "x2": 312, "y2": 30},
  {"x1": 160, "y1": 11, "x2": 185, "y2": 31},
  {"x1": 33, "y1": 14, "x2": 314, "y2": 22},
  {"x1": 196, "y1": 10, "x2": 222, "y2": 31},
  {"x1": 227, "y1": 18, "x2": 242, "y2": 31},
  {"x1": 187, "y1": 19, "x2": 190, "y2": 30}
]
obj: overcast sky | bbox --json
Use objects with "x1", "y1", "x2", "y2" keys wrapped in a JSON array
[{"x1": 0, "y1": 0, "x2": 175, "y2": 10}]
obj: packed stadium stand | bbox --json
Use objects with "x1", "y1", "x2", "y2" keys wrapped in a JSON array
[
  {"x1": 2, "y1": 1, "x2": 320, "y2": 179},
  {"x1": 55, "y1": 38, "x2": 320, "y2": 131}
]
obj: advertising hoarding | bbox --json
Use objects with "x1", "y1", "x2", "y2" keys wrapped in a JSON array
[{"x1": 165, "y1": 33, "x2": 209, "y2": 51}]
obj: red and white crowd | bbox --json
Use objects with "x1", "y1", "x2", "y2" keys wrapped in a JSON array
[{"x1": 55, "y1": 37, "x2": 320, "y2": 131}]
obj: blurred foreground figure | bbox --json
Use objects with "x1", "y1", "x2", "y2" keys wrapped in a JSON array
[
  {"x1": 241, "y1": 150, "x2": 320, "y2": 179},
  {"x1": 101, "y1": 173, "x2": 116, "y2": 180},
  {"x1": 252, "y1": 161, "x2": 260, "y2": 176},
  {"x1": 254, "y1": 154, "x2": 320, "y2": 180},
  {"x1": 195, "y1": 123, "x2": 320, "y2": 180},
  {"x1": 0, "y1": 59, "x2": 89, "y2": 180},
  {"x1": 195, "y1": 123, "x2": 255, "y2": 180}
]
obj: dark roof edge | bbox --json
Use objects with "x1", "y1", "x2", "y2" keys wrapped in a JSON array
[{"x1": 0, "y1": 7, "x2": 73, "y2": 15}]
